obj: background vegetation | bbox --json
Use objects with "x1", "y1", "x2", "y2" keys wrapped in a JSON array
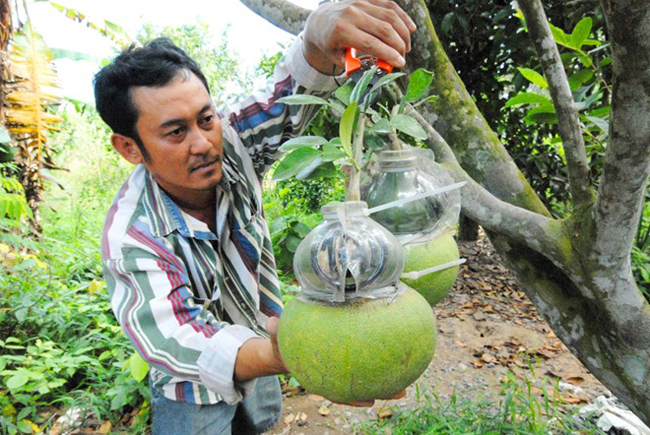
[{"x1": 0, "y1": 1, "x2": 647, "y2": 433}]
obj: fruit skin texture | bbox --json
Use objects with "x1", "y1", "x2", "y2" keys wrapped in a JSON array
[
  {"x1": 402, "y1": 232, "x2": 460, "y2": 307},
  {"x1": 278, "y1": 288, "x2": 436, "y2": 403}
]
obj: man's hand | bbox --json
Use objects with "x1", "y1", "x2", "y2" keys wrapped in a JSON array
[
  {"x1": 303, "y1": 0, "x2": 417, "y2": 75},
  {"x1": 233, "y1": 317, "x2": 288, "y2": 382}
]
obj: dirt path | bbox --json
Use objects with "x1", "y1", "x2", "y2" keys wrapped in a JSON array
[{"x1": 269, "y1": 235, "x2": 610, "y2": 434}]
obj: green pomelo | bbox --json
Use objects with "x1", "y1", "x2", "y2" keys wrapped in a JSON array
[
  {"x1": 278, "y1": 288, "x2": 436, "y2": 403},
  {"x1": 402, "y1": 232, "x2": 460, "y2": 306}
]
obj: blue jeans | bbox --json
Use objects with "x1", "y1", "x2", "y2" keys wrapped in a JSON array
[{"x1": 150, "y1": 376, "x2": 282, "y2": 435}]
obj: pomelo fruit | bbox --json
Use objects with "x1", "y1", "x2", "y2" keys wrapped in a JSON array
[
  {"x1": 278, "y1": 288, "x2": 436, "y2": 403},
  {"x1": 401, "y1": 232, "x2": 460, "y2": 306}
]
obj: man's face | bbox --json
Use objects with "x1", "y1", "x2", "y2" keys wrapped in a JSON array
[{"x1": 131, "y1": 71, "x2": 223, "y2": 204}]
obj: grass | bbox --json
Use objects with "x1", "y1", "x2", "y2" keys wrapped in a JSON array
[{"x1": 353, "y1": 372, "x2": 605, "y2": 435}]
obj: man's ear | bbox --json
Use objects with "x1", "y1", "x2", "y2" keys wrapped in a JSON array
[{"x1": 111, "y1": 133, "x2": 144, "y2": 165}]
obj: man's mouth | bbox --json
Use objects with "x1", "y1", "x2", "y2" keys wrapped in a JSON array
[{"x1": 191, "y1": 157, "x2": 221, "y2": 172}]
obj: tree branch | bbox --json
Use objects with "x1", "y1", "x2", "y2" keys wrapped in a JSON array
[
  {"x1": 239, "y1": 0, "x2": 310, "y2": 36},
  {"x1": 518, "y1": 0, "x2": 594, "y2": 209},
  {"x1": 405, "y1": 105, "x2": 562, "y2": 263},
  {"x1": 593, "y1": 0, "x2": 650, "y2": 269}
]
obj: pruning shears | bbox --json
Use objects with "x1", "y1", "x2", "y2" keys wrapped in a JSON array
[{"x1": 345, "y1": 48, "x2": 395, "y2": 104}]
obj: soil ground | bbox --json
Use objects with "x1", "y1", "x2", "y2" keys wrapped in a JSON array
[{"x1": 268, "y1": 234, "x2": 611, "y2": 435}]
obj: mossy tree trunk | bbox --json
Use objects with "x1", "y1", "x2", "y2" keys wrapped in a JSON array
[{"x1": 243, "y1": 0, "x2": 650, "y2": 422}]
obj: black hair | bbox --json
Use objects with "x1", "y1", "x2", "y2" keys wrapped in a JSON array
[{"x1": 93, "y1": 37, "x2": 210, "y2": 160}]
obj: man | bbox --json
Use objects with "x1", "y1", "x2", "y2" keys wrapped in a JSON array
[{"x1": 95, "y1": 1, "x2": 416, "y2": 433}]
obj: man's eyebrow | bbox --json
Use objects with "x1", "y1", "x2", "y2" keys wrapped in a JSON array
[{"x1": 159, "y1": 103, "x2": 214, "y2": 130}]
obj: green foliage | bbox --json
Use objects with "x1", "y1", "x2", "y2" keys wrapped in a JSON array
[
  {"x1": 0, "y1": 161, "x2": 32, "y2": 229},
  {"x1": 427, "y1": 0, "x2": 606, "y2": 214},
  {"x1": 356, "y1": 372, "x2": 604, "y2": 434},
  {"x1": 0, "y1": 104, "x2": 148, "y2": 433},
  {"x1": 274, "y1": 68, "x2": 436, "y2": 186},
  {"x1": 137, "y1": 22, "x2": 250, "y2": 100}
]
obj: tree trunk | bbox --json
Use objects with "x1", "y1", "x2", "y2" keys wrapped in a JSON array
[{"x1": 244, "y1": 0, "x2": 650, "y2": 422}]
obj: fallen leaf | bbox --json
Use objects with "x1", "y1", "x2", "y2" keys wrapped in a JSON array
[
  {"x1": 562, "y1": 394, "x2": 588, "y2": 404},
  {"x1": 284, "y1": 413, "x2": 295, "y2": 425},
  {"x1": 546, "y1": 330, "x2": 556, "y2": 338},
  {"x1": 474, "y1": 360, "x2": 484, "y2": 368},
  {"x1": 378, "y1": 408, "x2": 393, "y2": 419},
  {"x1": 98, "y1": 421, "x2": 112, "y2": 434},
  {"x1": 318, "y1": 403, "x2": 330, "y2": 416},
  {"x1": 298, "y1": 412, "x2": 307, "y2": 422},
  {"x1": 566, "y1": 376, "x2": 585, "y2": 385},
  {"x1": 481, "y1": 353, "x2": 496, "y2": 363},
  {"x1": 454, "y1": 339, "x2": 468, "y2": 347}
]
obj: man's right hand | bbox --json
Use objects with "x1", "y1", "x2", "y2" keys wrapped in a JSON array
[
  {"x1": 302, "y1": 0, "x2": 417, "y2": 75},
  {"x1": 233, "y1": 317, "x2": 288, "y2": 382}
]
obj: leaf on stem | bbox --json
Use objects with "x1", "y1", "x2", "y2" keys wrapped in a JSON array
[
  {"x1": 272, "y1": 148, "x2": 321, "y2": 181},
  {"x1": 518, "y1": 68, "x2": 548, "y2": 89},
  {"x1": 505, "y1": 92, "x2": 552, "y2": 108},
  {"x1": 339, "y1": 102, "x2": 358, "y2": 163},
  {"x1": 570, "y1": 17, "x2": 592, "y2": 49},
  {"x1": 279, "y1": 136, "x2": 329, "y2": 152},
  {"x1": 391, "y1": 114, "x2": 427, "y2": 140},
  {"x1": 276, "y1": 95, "x2": 331, "y2": 107},
  {"x1": 404, "y1": 68, "x2": 434, "y2": 102},
  {"x1": 350, "y1": 69, "x2": 375, "y2": 104}
]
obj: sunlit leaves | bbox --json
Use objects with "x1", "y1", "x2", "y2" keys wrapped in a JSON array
[
  {"x1": 391, "y1": 114, "x2": 427, "y2": 140},
  {"x1": 517, "y1": 68, "x2": 548, "y2": 89},
  {"x1": 404, "y1": 69, "x2": 434, "y2": 102}
]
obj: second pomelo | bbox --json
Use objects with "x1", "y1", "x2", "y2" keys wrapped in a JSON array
[
  {"x1": 278, "y1": 288, "x2": 436, "y2": 404},
  {"x1": 402, "y1": 232, "x2": 460, "y2": 306}
]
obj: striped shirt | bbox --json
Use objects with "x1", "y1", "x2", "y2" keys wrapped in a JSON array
[{"x1": 101, "y1": 36, "x2": 338, "y2": 405}]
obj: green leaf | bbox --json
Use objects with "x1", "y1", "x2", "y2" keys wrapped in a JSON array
[
  {"x1": 279, "y1": 136, "x2": 328, "y2": 152},
  {"x1": 321, "y1": 144, "x2": 346, "y2": 162},
  {"x1": 7, "y1": 373, "x2": 29, "y2": 390},
  {"x1": 549, "y1": 24, "x2": 568, "y2": 46},
  {"x1": 285, "y1": 235, "x2": 301, "y2": 253},
  {"x1": 128, "y1": 352, "x2": 149, "y2": 383},
  {"x1": 292, "y1": 222, "x2": 311, "y2": 238},
  {"x1": 524, "y1": 106, "x2": 558, "y2": 125},
  {"x1": 296, "y1": 157, "x2": 325, "y2": 180},
  {"x1": 585, "y1": 115, "x2": 609, "y2": 135},
  {"x1": 391, "y1": 114, "x2": 427, "y2": 140},
  {"x1": 578, "y1": 54, "x2": 593, "y2": 67},
  {"x1": 570, "y1": 17, "x2": 592, "y2": 49},
  {"x1": 366, "y1": 72, "x2": 405, "y2": 96},
  {"x1": 334, "y1": 82, "x2": 353, "y2": 105},
  {"x1": 350, "y1": 69, "x2": 375, "y2": 104},
  {"x1": 288, "y1": 376, "x2": 301, "y2": 388},
  {"x1": 276, "y1": 95, "x2": 330, "y2": 107},
  {"x1": 404, "y1": 68, "x2": 434, "y2": 102},
  {"x1": 272, "y1": 148, "x2": 321, "y2": 181},
  {"x1": 300, "y1": 161, "x2": 340, "y2": 179},
  {"x1": 339, "y1": 102, "x2": 358, "y2": 161},
  {"x1": 17, "y1": 420, "x2": 33, "y2": 434},
  {"x1": 366, "y1": 118, "x2": 392, "y2": 134},
  {"x1": 505, "y1": 92, "x2": 552, "y2": 108},
  {"x1": 568, "y1": 69, "x2": 594, "y2": 91},
  {"x1": 518, "y1": 68, "x2": 548, "y2": 89}
]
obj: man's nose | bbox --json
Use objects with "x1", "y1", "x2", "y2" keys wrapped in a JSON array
[{"x1": 189, "y1": 126, "x2": 213, "y2": 154}]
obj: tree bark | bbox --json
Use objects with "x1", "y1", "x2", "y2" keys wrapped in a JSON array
[{"x1": 247, "y1": 0, "x2": 650, "y2": 422}]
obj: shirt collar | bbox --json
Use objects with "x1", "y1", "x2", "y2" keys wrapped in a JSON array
[{"x1": 142, "y1": 168, "x2": 222, "y2": 241}]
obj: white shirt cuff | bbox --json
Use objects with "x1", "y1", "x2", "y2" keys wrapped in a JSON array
[
  {"x1": 285, "y1": 33, "x2": 344, "y2": 92},
  {"x1": 197, "y1": 324, "x2": 259, "y2": 405}
]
